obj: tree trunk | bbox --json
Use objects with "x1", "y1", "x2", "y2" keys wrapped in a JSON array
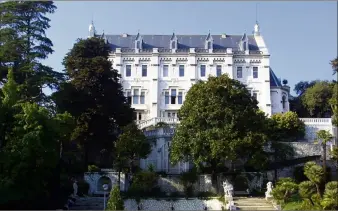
[
  {"x1": 274, "y1": 169, "x2": 278, "y2": 182},
  {"x1": 316, "y1": 184, "x2": 322, "y2": 198},
  {"x1": 322, "y1": 144, "x2": 327, "y2": 183},
  {"x1": 309, "y1": 198, "x2": 315, "y2": 206}
]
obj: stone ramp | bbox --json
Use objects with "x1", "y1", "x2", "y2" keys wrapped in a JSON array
[{"x1": 233, "y1": 197, "x2": 275, "y2": 210}]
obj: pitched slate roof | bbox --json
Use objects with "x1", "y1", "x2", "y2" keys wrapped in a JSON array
[
  {"x1": 270, "y1": 68, "x2": 282, "y2": 87},
  {"x1": 104, "y1": 34, "x2": 259, "y2": 51}
]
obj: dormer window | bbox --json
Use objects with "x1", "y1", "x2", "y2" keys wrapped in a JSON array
[
  {"x1": 205, "y1": 32, "x2": 213, "y2": 50},
  {"x1": 207, "y1": 41, "x2": 212, "y2": 49},
  {"x1": 240, "y1": 33, "x2": 249, "y2": 51},
  {"x1": 135, "y1": 32, "x2": 142, "y2": 50},
  {"x1": 170, "y1": 32, "x2": 178, "y2": 50}
]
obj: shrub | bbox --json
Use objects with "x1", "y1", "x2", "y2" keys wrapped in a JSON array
[
  {"x1": 106, "y1": 185, "x2": 124, "y2": 210},
  {"x1": 270, "y1": 111, "x2": 305, "y2": 141},
  {"x1": 179, "y1": 168, "x2": 198, "y2": 197},
  {"x1": 128, "y1": 171, "x2": 159, "y2": 197},
  {"x1": 321, "y1": 181, "x2": 338, "y2": 210},
  {"x1": 88, "y1": 164, "x2": 100, "y2": 172},
  {"x1": 298, "y1": 181, "x2": 316, "y2": 206},
  {"x1": 272, "y1": 177, "x2": 298, "y2": 204}
]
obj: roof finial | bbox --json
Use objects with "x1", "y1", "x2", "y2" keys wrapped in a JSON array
[{"x1": 253, "y1": 3, "x2": 261, "y2": 36}]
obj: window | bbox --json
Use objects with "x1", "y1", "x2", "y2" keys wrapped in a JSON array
[
  {"x1": 172, "y1": 113, "x2": 176, "y2": 118},
  {"x1": 253, "y1": 92, "x2": 258, "y2": 100},
  {"x1": 179, "y1": 65, "x2": 184, "y2": 77},
  {"x1": 282, "y1": 95, "x2": 287, "y2": 109},
  {"x1": 163, "y1": 65, "x2": 168, "y2": 77},
  {"x1": 133, "y1": 89, "x2": 139, "y2": 104},
  {"x1": 171, "y1": 41, "x2": 176, "y2": 49},
  {"x1": 126, "y1": 65, "x2": 131, "y2": 77},
  {"x1": 207, "y1": 41, "x2": 212, "y2": 49},
  {"x1": 253, "y1": 67, "x2": 258, "y2": 78},
  {"x1": 165, "y1": 91, "x2": 169, "y2": 104},
  {"x1": 138, "y1": 113, "x2": 142, "y2": 120},
  {"x1": 142, "y1": 65, "x2": 147, "y2": 77},
  {"x1": 171, "y1": 89, "x2": 176, "y2": 104},
  {"x1": 178, "y1": 91, "x2": 183, "y2": 104},
  {"x1": 237, "y1": 67, "x2": 243, "y2": 78},
  {"x1": 200, "y1": 65, "x2": 206, "y2": 77},
  {"x1": 216, "y1": 65, "x2": 222, "y2": 77},
  {"x1": 140, "y1": 91, "x2": 145, "y2": 104},
  {"x1": 168, "y1": 113, "x2": 171, "y2": 118},
  {"x1": 126, "y1": 91, "x2": 131, "y2": 105},
  {"x1": 136, "y1": 41, "x2": 141, "y2": 49}
]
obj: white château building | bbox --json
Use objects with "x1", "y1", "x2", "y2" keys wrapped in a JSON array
[{"x1": 88, "y1": 22, "x2": 290, "y2": 129}]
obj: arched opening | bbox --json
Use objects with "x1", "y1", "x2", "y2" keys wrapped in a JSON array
[
  {"x1": 171, "y1": 41, "x2": 176, "y2": 49},
  {"x1": 207, "y1": 41, "x2": 212, "y2": 49},
  {"x1": 282, "y1": 95, "x2": 287, "y2": 109},
  {"x1": 97, "y1": 176, "x2": 112, "y2": 192}
]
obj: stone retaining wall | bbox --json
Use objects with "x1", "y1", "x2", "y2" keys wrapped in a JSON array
[{"x1": 124, "y1": 198, "x2": 225, "y2": 210}]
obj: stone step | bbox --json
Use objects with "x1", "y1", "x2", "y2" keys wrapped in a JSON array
[{"x1": 237, "y1": 206, "x2": 275, "y2": 210}]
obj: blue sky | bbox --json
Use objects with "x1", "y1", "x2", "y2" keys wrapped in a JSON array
[{"x1": 44, "y1": 1, "x2": 337, "y2": 95}]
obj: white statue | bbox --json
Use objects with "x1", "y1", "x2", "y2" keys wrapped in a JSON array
[
  {"x1": 265, "y1": 181, "x2": 273, "y2": 200},
  {"x1": 222, "y1": 180, "x2": 234, "y2": 198},
  {"x1": 73, "y1": 179, "x2": 78, "y2": 197}
]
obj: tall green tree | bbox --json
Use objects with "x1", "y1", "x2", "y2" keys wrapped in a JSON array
[
  {"x1": 302, "y1": 81, "x2": 334, "y2": 117},
  {"x1": 115, "y1": 123, "x2": 151, "y2": 182},
  {"x1": 0, "y1": 1, "x2": 64, "y2": 102},
  {"x1": 0, "y1": 69, "x2": 73, "y2": 209},
  {"x1": 315, "y1": 130, "x2": 333, "y2": 183},
  {"x1": 52, "y1": 37, "x2": 134, "y2": 170},
  {"x1": 294, "y1": 80, "x2": 317, "y2": 96},
  {"x1": 170, "y1": 74, "x2": 269, "y2": 184},
  {"x1": 330, "y1": 57, "x2": 338, "y2": 75}
]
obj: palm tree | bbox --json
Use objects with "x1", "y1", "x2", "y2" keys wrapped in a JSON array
[
  {"x1": 315, "y1": 130, "x2": 333, "y2": 182},
  {"x1": 330, "y1": 146, "x2": 338, "y2": 168},
  {"x1": 330, "y1": 57, "x2": 338, "y2": 75},
  {"x1": 304, "y1": 162, "x2": 325, "y2": 197}
]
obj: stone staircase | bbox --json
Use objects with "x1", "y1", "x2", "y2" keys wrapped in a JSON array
[
  {"x1": 69, "y1": 197, "x2": 104, "y2": 210},
  {"x1": 233, "y1": 197, "x2": 276, "y2": 210}
]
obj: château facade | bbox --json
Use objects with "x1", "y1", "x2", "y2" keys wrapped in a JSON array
[{"x1": 88, "y1": 22, "x2": 290, "y2": 129}]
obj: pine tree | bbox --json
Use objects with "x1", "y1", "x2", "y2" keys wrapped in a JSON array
[
  {"x1": 106, "y1": 185, "x2": 124, "y2": 210},
  {"x1": 0, "y1": 1, "x2": 64, "y2": 102}
]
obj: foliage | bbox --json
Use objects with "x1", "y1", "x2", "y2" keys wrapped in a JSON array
[
  {"x1": 88, "y1": 164, "x2": 100, "y2": 172},
  {"x1": 269, "y1": 111, "x2": 305, "y2": 141},
  {"x1": 147, "y1": 164, "x2": 155, "y2": 172},
  {"x1": 303, "y1": 162, "x2": 324, "y2": 197},
  {"x1": 115, "y1": 123, "x2": 151, "y2": 173},
  {"x1": 330, "y1": 146, "x2": 338, "y2": 162},
  {"x1": 272, "y1": 177, "x2": 298, "y2": 204},
  {"x1": 294, "y1": 80, "x2": 317, "y2": 96},
  {"x1": 52, "y1": 37, "x2": 134, "y2": 168},
  {"x1": 302, "y1": 81, "x2": 334, "y2": 117},
  {"x1": 330, "y1": 57, "x2": 338, "y2": 75},
  {"x1": 170, "y1": 74, "x2": 269, "y2": 175},
  {"x1": 179, "y1": 168, "x2": 198, "y2": 197},
  {"x1": 298, "y1": 181, "x2": 316, "y2": 205},
  {"x1": 106, "y1": 185, "x2": 124, "y2": 210},
  {"x1": 315, "y1": 130, "x2": 333, "y2": 182},
  {"x1": 128, "y1": 171, "x2": 159, "y2": 198},
  {"x1": 321, "y1": 181, "x2": 338, "y2": 210},
  {"x1": 329, "y1": 82, "x2": 338, "y2": 126},
  {"x1": 0, "y1": 1, "x2": 64, "y2": 102}
]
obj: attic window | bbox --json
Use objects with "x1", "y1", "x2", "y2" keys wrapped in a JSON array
[
  {"x1": 136, "y1": 41, "x2": 141, "y2": 49},
  {"x1": 207, "y1": 41, "x2": 212, "y2": 49},
  {"x1": 171, "y1": 41, "x2": 176, "y2": 49}
]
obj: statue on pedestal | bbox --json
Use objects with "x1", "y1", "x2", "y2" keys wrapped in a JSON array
[
  {"x1": 265, "y1": 181, "x2": 274, "y2": 200},
  {"x1": 223, "y1": 180, "x2": 234, "y2": 198},
  {"x1": 72, "y1": 179, "x2": 78, "y2": 197}
]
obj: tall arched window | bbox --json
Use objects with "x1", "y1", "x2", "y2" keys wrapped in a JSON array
[
  {"x1": 282, "y1": 95, "x2": 287, "y2": 109},
  {"x1": 171, "y1": 41, "x2": 176, "y2": 49},
  {"x1": 207, "y1": 41, "x2": 212, "y2": 49}
]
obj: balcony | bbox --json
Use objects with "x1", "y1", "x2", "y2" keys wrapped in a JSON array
[{"x1": 137, "y1": 117, "x2": 180, "y2": 129}]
